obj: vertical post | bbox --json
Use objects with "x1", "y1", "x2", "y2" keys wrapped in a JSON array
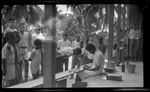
[
  {"x1": 122, "y1": 5, "x2": 125, "y2": 30},
  {"x1": 126, "y1": 4, "x2": 130, "y2": 30},
  {"x1": 116, "y1": 4, "x2": 121, "y2": 63},
  {"x1": 43, "y1": 41, "x2": 56, "y2": 88},
  {"x1": 108, "y1": 4, "x2": 114, "y2": 61},
  {"x1": 43, "y1": 5, "x2": 56, "y2": 88}
]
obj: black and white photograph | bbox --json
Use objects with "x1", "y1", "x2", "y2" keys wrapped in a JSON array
[{"x1": 1, "y1": 3, "x2": 145, "y2": 89}]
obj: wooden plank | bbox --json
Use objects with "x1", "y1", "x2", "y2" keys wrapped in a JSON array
[{"x1": 7, "y1": 63, "x2": 92, "y2": 88}]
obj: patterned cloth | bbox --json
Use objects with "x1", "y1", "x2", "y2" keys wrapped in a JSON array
[
  {"x1": 58, "y1": 47, "x2": 73, "y2": 56},
  {"x1": 57, "y1": 39, "x2": 72, "y2": 50}
]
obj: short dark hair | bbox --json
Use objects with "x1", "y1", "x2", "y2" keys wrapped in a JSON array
[
  {"x1": 5, "y1": 32, "x2": 16, "y2": 44},
  {"x1": 63, "y1": 33, "x2": 67, "y2": 37},
  {"x1": 73, "y1": 48, "x2": 82, "y2": 55},
  {"x1": 34, "y1": 39, "x2": 42, "y2": 49},
  {"x1": 5, "y1": 31, "x2": 20, "y2": 44},
  {"x1": 86, "y1": 43, "x2": 96, "y2": 54}
]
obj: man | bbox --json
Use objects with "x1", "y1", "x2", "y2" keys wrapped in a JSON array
[
  {"x1": 57, "y1": 34, "x2": 72, "y2": 50},
  {"x1": 84, "y1": 43, "x2": 105, "y2": 74},
  {"x1": 18, "y1": 30, "x2": 29, "y2": 82},
  {"x1": 31, "y1": 28, "x2": 41, "y2": 47},
  {"x1": 29, "y1": 39, "x2": 42, "y2": 79},
  {"x1": 57, "y1": 34, "x2": 72, "y2": 71},
  {"x1": 128, "y1": 28, "x2": 140, "y2": 61}
]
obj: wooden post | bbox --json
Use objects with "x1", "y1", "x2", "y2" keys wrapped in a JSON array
[
  {"x1": 122, "y1": 5, "x2": 126, "y2": 30},
  {"x1": 116, "y1": 4, "x2": 121, "y2": 63},
  {"x1": 108, "y1": 4, "x2": 114, "y2": 61},
  {"x1": 43, "y1": 5, "x2": 57, "y2": 88},
  {"x1": 42, "y1": 40, "x2": 56, "y2": 88},
  {"x1": 127, "y1": 4, "x2": 130, "y2": 30}
]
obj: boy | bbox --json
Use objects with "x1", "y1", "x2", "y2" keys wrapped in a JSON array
[{"x1": 29, "y1": 39, "x2": 42, "y2": 79}]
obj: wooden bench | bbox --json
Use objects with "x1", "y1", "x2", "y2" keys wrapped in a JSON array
[{"x1": 7, "y1": 63, "x2": 92, "y2": 88}]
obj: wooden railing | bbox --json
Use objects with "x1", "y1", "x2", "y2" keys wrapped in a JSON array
[{"x1": 7, "y1": 63, "x2": 92, "y2": 88}]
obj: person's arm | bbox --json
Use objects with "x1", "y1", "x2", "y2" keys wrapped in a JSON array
[
  {"x1": 28, "y1": 50, "x2": 36, "y2": 61},
  {"x1": 2, "y1": 45, "x2": 8, "y2": 76}
]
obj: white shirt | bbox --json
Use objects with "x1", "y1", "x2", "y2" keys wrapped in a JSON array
[
  {"x1": 72, "y1": 40, "x2": 80, "y2": 49},
  {"x1": 18, "y1": 32, "x2": 28, "y2": 47},
  {"x1": 91, "y1": 49, "x2": 105, "y2": 69},
  {"x1": 58, "y1": 39, "x2": 71, "y2": 50}
]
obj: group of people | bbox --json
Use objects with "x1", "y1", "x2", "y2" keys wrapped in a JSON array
[
  {"x1": 2, "y1": 20, "x2": 43, "y2": 87},
  {"x1": 2, "y1": 18, "x2": 142, "y2": 87},
  {"x1": 57, "y1": 33, "x2": 107, "y2": 79}
]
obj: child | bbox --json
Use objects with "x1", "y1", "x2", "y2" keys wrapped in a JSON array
[
  {"x1": 2, "y1": 32, "x2": 18, "y2": 87},
  {"x1": 29, "y1": 39, "x2": 42, "y2": 79}
]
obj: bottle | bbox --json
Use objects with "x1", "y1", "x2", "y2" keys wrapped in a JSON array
[{"x1": 122, "y1": 62, "x2": 125, "y2": 72}]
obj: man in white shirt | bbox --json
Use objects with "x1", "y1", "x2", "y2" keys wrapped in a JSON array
[
  {"x1": 128, "y1": 29, "x2": 141, "y2": 61},
  {"x1": 57, "y1": 34, "x2": 72, "y2": 50},
  {"x1": 18, "y1": 31, "x2": 29, "y2": 82},
  {"x1": 57, "y1": 34, "x2": 72, "y2": 71},
  {"x1": 84, "y1": 43, "x2": 105, "y2": 73}
]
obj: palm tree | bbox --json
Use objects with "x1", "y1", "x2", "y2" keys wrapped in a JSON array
[{"x1": 2, "y1": 5, "x2": 42, "y2": 28}]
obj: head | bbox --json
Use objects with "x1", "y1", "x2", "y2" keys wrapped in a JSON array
[
  {"x1": 73, "y1": 48, "x2": 82, "y2": 55},
  {"x1": 34, "y1": 39, "x2": 42, "y2": 50},
  {"x1": 9, "y1": 19, "x2": 16, "y2": 29},
  {"x1": 63, "y1": 34, "x2": 67, "y2": 41},
  {"x1": 5, "y1": 32, "x2": 16, "y2": 45},
  {"x1": 85, "y1": 43, "x2": 96, "y2": 54}
]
